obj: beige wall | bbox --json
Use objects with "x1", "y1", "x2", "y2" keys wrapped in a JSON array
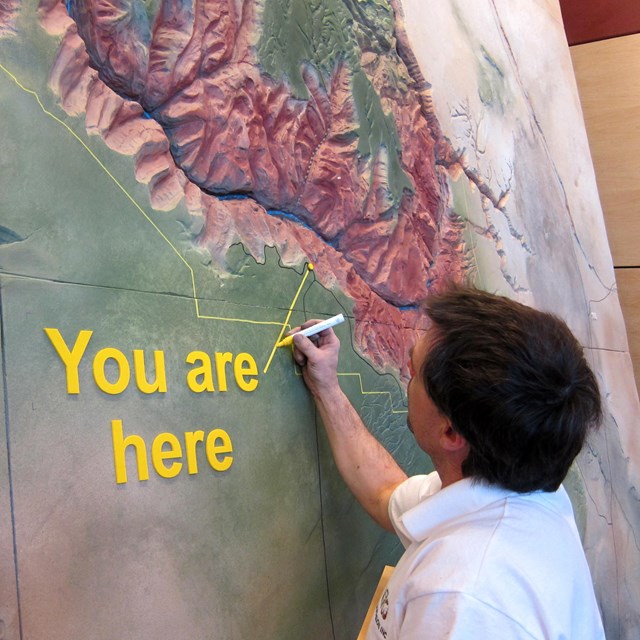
[{"x1": 571, "y1": 34, "x2": 640, "y2": 394}]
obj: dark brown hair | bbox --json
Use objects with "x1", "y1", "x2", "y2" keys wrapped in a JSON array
[{"x1": 422, "y1": 286, "x2": 602, "y2": 492}]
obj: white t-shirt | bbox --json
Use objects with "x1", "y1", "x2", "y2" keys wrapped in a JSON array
[{"x1": 366, "y1": 473, "x2": 604, "y2": 639}]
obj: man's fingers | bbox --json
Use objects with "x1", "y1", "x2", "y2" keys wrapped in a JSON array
[
  {"x1": 292, "y1": 335, "x2": 309, "y2": 366},
  {"x1": 299, "y1": 319, "x2": 322, "y2": 331},
  {"x1": 287, "y1": 319, "x2": 323, "y2": 342},
  {"x1": 293, "y1": 352, "x2": 307, "y2": 367},
  {"x1": 292, "y1": 332, "x2": 315, "y2": 356}
]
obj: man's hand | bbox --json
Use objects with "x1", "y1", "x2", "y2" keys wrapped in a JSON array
[{"x1": 290, "y1": 320, "x2": 340, "y2": 399}]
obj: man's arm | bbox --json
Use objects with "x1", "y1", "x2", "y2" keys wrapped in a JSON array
[{"x1": 292, "y1": 325, "x2": 407, "y2": 532}]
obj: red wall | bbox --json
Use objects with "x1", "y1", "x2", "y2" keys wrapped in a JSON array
[{"x1": 559, "y1": 0, "x2": 640, "y2": 45}]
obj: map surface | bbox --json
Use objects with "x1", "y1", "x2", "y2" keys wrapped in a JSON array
[{"x1": 1, "y1": 1, "x2": 638, "y2": 638}]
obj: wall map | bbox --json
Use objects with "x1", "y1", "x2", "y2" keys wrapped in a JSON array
[{"x1": 0, "y1": 1, "x2": 638, "y2": 638}]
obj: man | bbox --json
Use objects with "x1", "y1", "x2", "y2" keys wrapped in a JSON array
[{"x1": 291, "y1": 287, "x2": 604, "y2": 639}]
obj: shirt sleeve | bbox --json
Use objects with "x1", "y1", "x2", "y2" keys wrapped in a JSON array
[
  {"x1": 398, "y1": 592, "x2": 537, "y2": 640},
  {"x1": 388, "y1": 472, "x2": 442, "y2": 548}
]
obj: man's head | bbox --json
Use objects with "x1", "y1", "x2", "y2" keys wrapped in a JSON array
[{"x1": 416, "y1": 286, "x2": 602, "y2": 493}]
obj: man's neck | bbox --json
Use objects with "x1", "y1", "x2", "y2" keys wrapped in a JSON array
[{"x1": 434, "y1": 460, "x2": 465, "y2": 489}]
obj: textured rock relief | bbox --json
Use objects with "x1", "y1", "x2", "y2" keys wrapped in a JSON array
[
  {"x1": 0, "y1": 0, "x2": 19, "y2": 38},
  {"x1": 36, "y1": 0, "x2": 506, "y2": 376}
]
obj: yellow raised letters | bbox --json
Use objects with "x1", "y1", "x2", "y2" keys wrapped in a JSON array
[
  {"x1": 206, "y1": 429, "x2": 234, "y2": 471},
  {"x1": 112, "y1": 419, "x2": 150, "y2": 484},
  {"x1": 152, "y1": 432, "x2": 183, "y2": 478},
  {"x1": 111, "y1": 420, "x2": 233, "y2": 483},
  {"x1": 185, "y1": 430, "x2": 205, "y2": 474},
  {"x1": 44, "y1": 328, "x2": 93, "y2": 394},
  {"x1": 134, "y1": 349, "x2": 167, "y2": 394},
  {"x1": 46, "y1": 328, "x2": 168, "y2": 396},
  {"x1": 215, "y1": 352, "x2": 233, "y2": 391},
  {"x1": 186, "y1": 351, "x2": 214, "y2": 392},
  {"x1": 93, "y1": 348, "x2": 131, "y2": 395},
  {"x1": 234, "y1": 353, "x2": 259, "y2": 392},
  {"x1": 185, "y1": 351, "x2": 258, "y2": 393}
]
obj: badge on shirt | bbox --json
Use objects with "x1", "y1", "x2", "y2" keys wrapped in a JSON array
[{"x1": 372, "y1": 589, "x2": 390, "y2": 638}]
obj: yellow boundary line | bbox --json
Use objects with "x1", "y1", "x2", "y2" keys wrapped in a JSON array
[
  {"x1": 263, "y1": 263, "x2": 314, "y2": 373},
  {"x1": 0, "y1": 62, "x2": 407, "y2": 413},
  {"x1": 288, "y1": 368, "x2": 406, "y2": 415},
  {"x1": 338, "y1": 372, "x2": 407, "y2": 414}
]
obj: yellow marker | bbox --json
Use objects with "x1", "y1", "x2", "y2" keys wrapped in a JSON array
[{"x1": 276, "y1": 313, "x2": 345, "y2": 348}]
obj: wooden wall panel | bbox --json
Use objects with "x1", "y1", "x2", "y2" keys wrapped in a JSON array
[
  {"x1": 616, "y1": 269, "x2": 640, "y2": 392},
  {"x1": 571, "y1": 35, "x2": 640, "y2": 268},
  {"x1": 559, "y1": 0, "x2": 640, "y2": 45},
  {"x1": 570, "y1": 33, "x2": 640, "y2": 396}
]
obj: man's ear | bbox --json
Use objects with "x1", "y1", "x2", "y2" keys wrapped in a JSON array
[{"x1": 439, "y1": 422, "x2": 468, "y2": 453}]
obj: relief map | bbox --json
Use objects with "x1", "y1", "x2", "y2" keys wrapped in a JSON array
[{"x1": 1, "y1": 1, "x2": 638, "y2": 638}]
